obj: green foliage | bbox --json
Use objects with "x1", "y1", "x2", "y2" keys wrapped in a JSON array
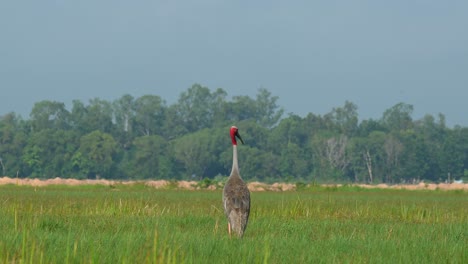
[
  {"x1": 75, "y1": 130, "x2": 118, "y2": 179},
  {"x1": 195, "y1": 177, "x2": 223, "y2": 189},
  {"x1": 324, "y1": 101, "x2": 358, "y2": 136},
  {"x1": 177, "y1": 84, "x2": 220, "y2": 131},
  {"x1": 126, "y1": 135, "x2": 174, "y2": 179},
  {"x1": 295, "y1": 181, "x2": 307, "y2": 191},
  {"x1": 0, "y1": 86, "x2": 467, "y2": 183},
  {"x1": 30, "y1": 100, "x2": 70, "y2": 131},
  {"x1": 0, "y1": 114, "x2": 28, "y2": 176},
  {"x1": 133, "y1": 95, "x2": 167, "y2": 136},
  {"x1": 22, "y1": 129, "x2": 80, "y2": 178},
  {"x1": 381, "y1": 102, "x2": 414, "y2": 131},
  {"x1": 255, "y1": 88, "x2": 284, "y2": 128},
  {"x1": 173, "y1": 128, "x2": 220, "y2": 180}
]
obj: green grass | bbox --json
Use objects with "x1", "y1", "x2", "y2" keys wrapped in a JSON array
[{"x1": 0, "y1": 184, "x2": 466, "y2": 263}]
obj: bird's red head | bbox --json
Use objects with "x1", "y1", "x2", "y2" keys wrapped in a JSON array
[{"x1": 230, "y1": 126, "x2": 244, "y2": 145}]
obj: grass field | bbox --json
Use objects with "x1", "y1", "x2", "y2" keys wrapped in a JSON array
[{"x1": 0, "y1": 184, "x2": 466, "y2": 263}]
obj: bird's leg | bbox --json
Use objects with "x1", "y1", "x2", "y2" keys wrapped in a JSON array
[{"x1": 228, "y1": 223, "x2": 232, "y2": 238}]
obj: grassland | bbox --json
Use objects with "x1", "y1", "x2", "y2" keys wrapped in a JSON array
[{"x1": 0, "y1": 184, "x2": 466, "y2": 263}]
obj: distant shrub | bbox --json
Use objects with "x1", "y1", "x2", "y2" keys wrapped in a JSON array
[
  {"x1": 165, "y1": 180, "x2": 179, "y2": 189},
  {"x1": 197, "y1": 178, "x2": 214, "y2": 188},
  {"x1": 295, "y1": 182, "x2": 307, "y2": 191}
]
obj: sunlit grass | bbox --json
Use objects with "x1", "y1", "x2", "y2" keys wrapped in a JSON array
[{"x1": 0, "y1": 184, "x2": 466, "y2": 263}]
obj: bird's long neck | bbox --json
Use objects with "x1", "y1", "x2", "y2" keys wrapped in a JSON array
[{"x1": 230, "y1": 145, "x2": 240, "y2": 177}]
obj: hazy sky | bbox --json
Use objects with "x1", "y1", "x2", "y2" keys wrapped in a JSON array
[{"x1": 1, "y1": 1, "x2": 467, "y2": 127}]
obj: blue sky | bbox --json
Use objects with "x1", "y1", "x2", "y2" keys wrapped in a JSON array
[{"x1": 1, "y1": 1, "x2": 467, "y2": 127}]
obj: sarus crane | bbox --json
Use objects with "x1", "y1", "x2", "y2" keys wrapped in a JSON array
[{"x1": 222, "y1": 126, "x2": 250, "y2": 237}]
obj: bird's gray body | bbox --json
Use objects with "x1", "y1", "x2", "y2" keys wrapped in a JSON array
[{"x1": 223, "y1": 171, "x2": 250, "y2": 237}]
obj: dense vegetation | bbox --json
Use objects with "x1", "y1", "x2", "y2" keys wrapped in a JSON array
[
  {"x1": 0, "y1": 84, "x2": 467, "y2": 183},
  {"x1": 0, "y1": 185, "x2": 466, "y2": 263}
]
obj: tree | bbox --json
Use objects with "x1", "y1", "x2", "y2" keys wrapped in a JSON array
[
  {"x1": 69, "y1": 100, "x2": 88, "y2": 132},
  {"x1": 173, "y1": 128, "x2": 216, "y2": 179},
  {"x1": 226, "y1": 89, "x2": 284, "y2": 128},
  {"x1": 414, "y1": 114, "x2": 447, "y2": 181},
  {"x1": 310, "y1": 131, "x2": 350, "y2": 182},
  {"x1": 176, "y1": 84, "x2": 227, "y2": 131},
  {"x1": 162, "y1": 104, "x2": 188, "y2": 139},
  {"x1": 126, "y1": 135, "x2": 173, "y2": 179},
  {"x1": 0, "y1": 113, "x2": 28, "y2": 177},
  {"x1": 345, "y1": 130, "x2": 391, "y2": 183},
  {"x1": 438, "y1": 129, "x2": 465, "y2": 182},
  {"x1": 325, "y1": 135, "x2": 350, "y2": 174},
  {"x1": 70, "y1": 99, "x2": 114, "y2": 134},
  {"x1": 398, "y1": 131, "x2": 430, "y2": 183},
  {"x1": 383, "y1": 134, "x2": 404, "y2": 183},
  {"x1": 381, "y1": 103, "x2": 414, "y2": 131},
  {"x1": 269, "y1": 114, "x2": 309, "y2": 153},
  {"x1": 356, "y1": 119, "x2": 385, "y2": 137},
  {"x1": 348, "y1": 137, "x2": 371, "y2": 183},
  {"x1": 113, "y1": 94, "x2": 135, "y2": 133},
  {"x1": 86, "y1": 99, "x2": 114, "y2": 134},
  {"x1": 133, "y1": 95, "x2": 166, "y2": 136},
  {"x1": 112, "y1": 94, "x2": 136, "y2": 147},
  {"x1": 255, "y1": 88, "x2": 284, "y2": 128},
  {"x1": 226, "y1": 95, "x2": 257, "y2": 123},
  {"x1": 74, "y1": 131, "x2": 117, "y2": 179},
  {"x1": 30, "y1": 100, "x2": 70, "y2": 131},
  {"x1": 210, "y1": 88, "x2": 229, "y2": 126},
  {"x1": 22, "y1": 144, "x2": 44, "y2": 177},
  {"x1": 278, "y1": 143, "x2": 310, "y2": 180},
  {"x1": 456, "y1": 127, "x2": 468, "y2": 181},
  {"x1": 22, "y1": 129, "x2": 79, "y2": 178},
  {"x1": 324, "y1": 101, "x2": 358, "y2": 136}
]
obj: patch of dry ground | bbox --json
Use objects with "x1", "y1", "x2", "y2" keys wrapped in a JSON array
[{"x1": 0, "y1": 177, "x2": 466, "y2": 191}]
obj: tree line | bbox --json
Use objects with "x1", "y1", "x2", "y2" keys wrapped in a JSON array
[{"x1": 1, "y1": 84, "x2": 467, "y2": 183}]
